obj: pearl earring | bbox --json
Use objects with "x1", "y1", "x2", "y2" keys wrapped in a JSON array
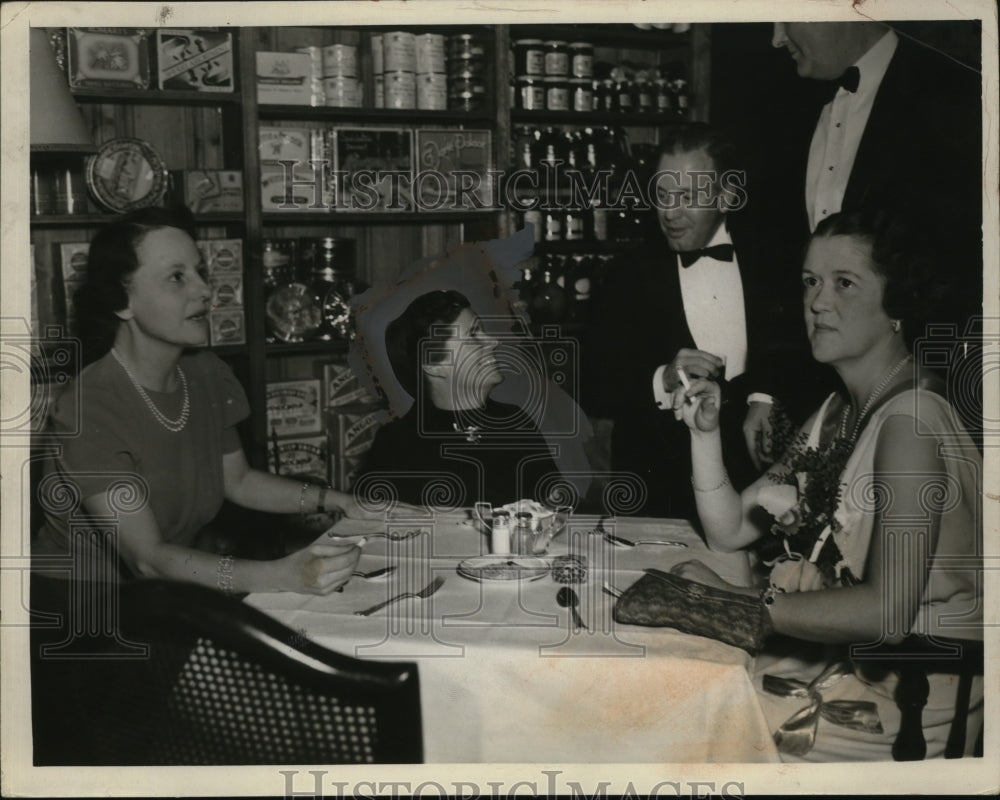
[{"x1": 891, "y1": 320, "x2": 901, "y2": 333}]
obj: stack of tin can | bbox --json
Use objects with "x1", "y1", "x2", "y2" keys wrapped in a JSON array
[
  {"x1": 448, "y1": 33, "x2": 486, "y2": 111},
  {"x1": 295, "y1": 43, "x2": 362, "y2": 107},
  {"x1": 371, "y1": 31, "x2": 448, "y2": 110}
]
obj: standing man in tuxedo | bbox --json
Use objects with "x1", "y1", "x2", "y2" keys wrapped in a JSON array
[
  {"x1": 586, "y1": 123, "x2": 775, "y2": 519},
  {"x1": 743, "y1": 20, "x2": 983, "y2": 463}
]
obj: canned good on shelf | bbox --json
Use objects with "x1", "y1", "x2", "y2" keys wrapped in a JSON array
[
  {"x1": 415, "y1": 33, "x2": 446, "y2": 74},
  {"x1": 322, "y1": 76, "x2": 362, "y2": 108},
  {"x1": 513, "y1": 38, "x2": 545, "y2": 76},
  {"x1": 385, "y1": 70, "x2": 416, "y2": 109},
  {"x1": 544, "y1": 76, "x2": 570, "y2": 111},
  {"x1": 569, "y1": 42, "x2": 593, "y2": 79},
  {"x1": 543, "y1": 40, "x2": 569, "y2": 76},
  {"x1": 370, "y1": 33, "x2": 384, "y2": 74},
  {"x1": 321, "y1": 43, "x2": 358, "y2": 78},
  {"x1": 570, "y1": 78, "x2": 593, "y2": 112},
  {"x1": 515, "y1": 74, "x2": 545, "y2": 111},
  {"x1": 383, "y1": 30, "x2": 416, "y2": 72},
  {"x1": 416, "y1": 72, "x2": 448, "y2": 110},
  {"x1": 374, "y1": 74, "x2": 384, "y2": 108}
]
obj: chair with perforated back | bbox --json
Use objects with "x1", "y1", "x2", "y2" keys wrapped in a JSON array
[{"x1": 50, "y1": 578, "x2": 423, "y2": 765}]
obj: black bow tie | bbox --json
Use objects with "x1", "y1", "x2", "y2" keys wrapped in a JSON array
[
  {"x1": 678, "y1": 243, "x2": 734, "y2": 268},
  {"x1": 824, "y1": 66, "x2": 860, "y2": 100}
]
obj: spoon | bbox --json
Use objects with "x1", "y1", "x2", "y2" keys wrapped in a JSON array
[{"x1": 556, "y1": 587, "x2": 588, "y2": 632}]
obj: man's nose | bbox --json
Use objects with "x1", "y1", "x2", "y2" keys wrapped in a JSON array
[
  {"x1": 771, "y1": 22, "x2": 788, "y2": 48},
  {"x1": 662, "y1": 204, "x2": 683, "y2": 221}
]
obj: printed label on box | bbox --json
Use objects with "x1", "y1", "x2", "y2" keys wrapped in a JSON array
[
  {"x1": 332, "y1": 127, "x2": 413, "y2": 212},
  {"x1": 198, "y1": 239, "x2": 244, "y2": 274},
  {"x1": 177, "y1": 170, "x2": 244, "y2": 213},
  {"x1": 209, "y1": 308, "x2": 245, "y2": 346},
  {"x1": 256, "y1": 52, "x2": 313, "y2": 105},
  {"x1": 327, "y1": 406, "x2": 387, "y2": 490},
  {"x1": 415, "y1": 129, "x2": 492, "y2": 210},
  {"x1": 267, "y1": 379, "x2": 322, "y2": 436},
  {"x1": 268, "y1": 435, "x2": 328, "y2": 482},
  {"x1": 157, "y1": 29, "x2": 234, "y2": 92},
  {"x1": 322, "y1": 362, "x2": 377, "y2": 407},
  {"x1": 210, "y1": 274, "x2": 243, "y2": 308}
]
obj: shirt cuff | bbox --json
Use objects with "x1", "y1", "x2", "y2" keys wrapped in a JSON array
[
  {"x1": 653, "y1": 364, "x2": 672, "y2": 410},
  {"x1": 747, "y1": 392, "x2": 775, "y2": 406}
]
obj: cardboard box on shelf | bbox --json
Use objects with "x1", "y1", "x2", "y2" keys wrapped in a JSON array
[
  {"x1": 156, "y1": 29, "x2": 234, "y2": 92},
  {"x1": 210, "y1": 273, "x2": 243, "y2": 309},
  {"x1": 326, "y1": 404, "x2": 389, "y2": 491},
  {"x1": 267, "y1": 435, "x2": 328, "y2": 483},
  {"x1": 209, "y1": 308, "x2": 245, "y2": 346},
  {"x1": 267, "y1": 379, "x2": 322, "y2": 437},
  {"x1": 173, "y1": 170, "x2": 244, "y2": 214},
  {"x1": 197, "y1": 238, "x2": 243, "y2": 274},
  {"x1": 256, "y1": 51, "x2": 313, "y2": 105},
  {"x1": 322, "y1": 362, "x2": 378, "y2": 408}
]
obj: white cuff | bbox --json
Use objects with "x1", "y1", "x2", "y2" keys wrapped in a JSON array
[
  {"x1": 747, "y1": 392, "x2": 775, "y2": 406},
  {"x1": 653, "y1": 364, "x2": 672, "y2": 410}
]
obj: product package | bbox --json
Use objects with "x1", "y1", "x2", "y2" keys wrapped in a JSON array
[
  {"x1": 267, "y1": 379, "x2": 322, "y2": 437},
  {"x1": 156, "y1": 29, "x2": 234, "y2": 92}
]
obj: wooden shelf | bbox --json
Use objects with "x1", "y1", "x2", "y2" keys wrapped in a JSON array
[
  {"x1": 31, "y1": 213, "x2": 246, "y2": 227},
  {"x1": 264, "y1": 340, "x2": 351, "y2": 357},
  {"x1": 72, "y1": 88, "x2": 243, "y2": 106},
  {"x1": 262, "y1": 210, "x2": 496, "y2": 225},
  {"x1": 259, "y1": 106, "x2": 494, "y2": 124},
  {"x1": 511, "y1": 110, "x2": 689, "y2": 126},
  {"x1": 510, "y1": 24, "x2": 691, "y2": 49}
]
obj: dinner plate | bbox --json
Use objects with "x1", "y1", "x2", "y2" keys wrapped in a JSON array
[{"x1": 457, "y1": 556, "x2": 549, "y2": 582}]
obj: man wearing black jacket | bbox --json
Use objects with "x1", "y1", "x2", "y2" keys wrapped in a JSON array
[{"x1": 585, "y1": 123, "x2": 785, "y2": 519}]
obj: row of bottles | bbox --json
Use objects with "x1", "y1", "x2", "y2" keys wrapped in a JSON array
[
  {"x1": 516, "y1": 252, "x2": 625, "y2": 326},
  {"x1": 261, "y1": 237, "x2": 359, "y2": 343}
]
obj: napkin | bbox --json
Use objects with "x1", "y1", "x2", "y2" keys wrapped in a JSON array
[{"x1": 613, "y1": 568, "x2": 772, "y2": 655}]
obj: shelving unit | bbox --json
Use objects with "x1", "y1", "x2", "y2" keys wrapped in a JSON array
[{"x1": 29, "y1": 23, "x2": 708, "y2": 477}]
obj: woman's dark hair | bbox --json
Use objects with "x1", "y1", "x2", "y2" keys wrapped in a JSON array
[
  {"x1": 385, "y1": 290, "x2": 471, "y2": 397},
  {"x1": 812, "y1": 206, "x2": 952, "y2": 348},
  {"x1": 74, "y1": 206, "x2": 197, "y2": 364}
]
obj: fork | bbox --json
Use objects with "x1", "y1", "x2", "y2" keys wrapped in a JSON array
[{"x1": 354, "y1": 576, "x2": 445, "y2": 616}]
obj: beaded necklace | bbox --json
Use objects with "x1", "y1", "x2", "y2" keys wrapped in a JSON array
[
  {"x1": 111, "y1": 348, "x2": 190, "y2": 433},
  {"x1": 838, "y1": 354, "x2": 912, "y2": 444}
]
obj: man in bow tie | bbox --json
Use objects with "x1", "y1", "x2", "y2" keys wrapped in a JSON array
[
  {"x1": 585, "y1": 123, "x2": 771, "y2": 518},
  {"x1": 751, "y1": 20, "x2": 983, "y2": 458}
]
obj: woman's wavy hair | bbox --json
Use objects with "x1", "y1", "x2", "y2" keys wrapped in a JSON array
[
  {"x1": 812, "y1": 206, "x2": 953, "y2": 349},
  {"x1": 74, "y1": 206, "x2": 197, "y2": 364},
  {"x1": 385, "y1": 290, "x2": 470, "y2": 398}
]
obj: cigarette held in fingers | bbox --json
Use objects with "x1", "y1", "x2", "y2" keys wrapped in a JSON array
[{"x1": 676, "y1": 366, "x2": 694, "y2": 404}]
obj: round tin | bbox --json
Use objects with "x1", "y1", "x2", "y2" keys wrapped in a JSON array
[
  {"x1": 370, "y1": 33, "x2": 384, "y2": 74},
  {"x1": 542, "y1": 40, "x2": 569, "y2": 76},
  {"x1": 416, "y1": 72, "x2": 448, "y2": 110},
  {"x1": 383, "y1": 31, "x2": 416, "y2": 72},
  {"x1": 322, "y1": 76, "x2": 362, "y2": 107},
  {"x1": 513, "y1": 38, "x2": 545, "y2": 76},
  {"x1": 85, "y1": 137, "x2": 168, "y2": 213},
  {"x1": 415, "y1": 33, "x2": 446, "y2": 74},
  {"x1": 384, "y1": 70, "x2": 416, "y2": 109},
  {"x1": 321, "y1": 43, "x2": 358, "y2": 78}
]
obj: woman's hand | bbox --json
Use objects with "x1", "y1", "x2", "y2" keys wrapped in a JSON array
[
  {"x1": 278, "y1": 535, "x2": 363, "y2": 595},
  {"x1": 671, "y1": 377, "x2": 722, "y2": 433},
  {"x1": 669, "y1": 559, "x2": 749, "y2": 595}
]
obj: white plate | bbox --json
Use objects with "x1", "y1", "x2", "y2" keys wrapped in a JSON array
[{"x1": 457, "y1": 556, "x2": 549, "y2": 582}]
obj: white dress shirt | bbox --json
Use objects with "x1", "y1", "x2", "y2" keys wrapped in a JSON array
[
  {"x1": 806, "y1": 30, "x2": 898, "y2": 232},
  {"x1": 652, "y1": 224, "x2": 747, "y2": 409}
]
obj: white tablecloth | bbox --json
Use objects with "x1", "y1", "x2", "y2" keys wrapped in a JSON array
[{"x1": 246, "y1": 515, "x2": 780, "y2": 763}]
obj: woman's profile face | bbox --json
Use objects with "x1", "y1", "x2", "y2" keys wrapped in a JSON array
[
  {"x1": 116, "y1": 226, "x2": 211, "y2": 349},
  {"x1": 802, "y1": 234, "x2": 892, "y2": 366},
  {"x1": 425, "y1": 308, "x2": 502, "y2": 402}
]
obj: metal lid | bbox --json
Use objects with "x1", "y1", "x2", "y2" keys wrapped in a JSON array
[{"x1": 85, "y1": 137, "x2": 168, "y2": 213}]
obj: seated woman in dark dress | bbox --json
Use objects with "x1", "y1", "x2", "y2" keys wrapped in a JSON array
[{"x1": 355, "y1": 290, "x2": 560, "y2": 508}]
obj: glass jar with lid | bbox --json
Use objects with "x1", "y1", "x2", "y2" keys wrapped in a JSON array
[{"x1": 308, "y1": 237, "x2": 357, "y2": 341}]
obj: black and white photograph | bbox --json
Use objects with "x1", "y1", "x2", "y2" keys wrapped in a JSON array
[{"x1": 1, "y1": 1, "x2": 996, "y2": 797}]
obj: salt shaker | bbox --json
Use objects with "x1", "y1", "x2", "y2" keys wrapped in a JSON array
[{"x1": 491, "y1": 511, "x2": 512, "y2": 555}]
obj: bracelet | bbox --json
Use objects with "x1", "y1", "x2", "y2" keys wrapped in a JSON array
[
  {"x1": 747, "y1": 393, "x2": 775, "y2": 406},
  {"x1": 299, "y1": 482, "x2": 310, "y2": 517},
  {"x1": 759, "y1": 585, "x2": 784, "y2": 606},
  {"x1": 691, "y1": 473, "x2": 730, "y2": 493},
  {"x1": 216, "y1": 555, "x2": 234, "y2": 595},
  {"x1": 317, "y1": 485, "x2": 328, "y2": 514}
]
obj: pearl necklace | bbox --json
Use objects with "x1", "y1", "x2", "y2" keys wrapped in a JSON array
[
  {"x1": 838, "y1": 355, "x2": 912, "y2": 444},
  {"x1": 111, "y1": 348, "x2": 190, "y2": 433}
]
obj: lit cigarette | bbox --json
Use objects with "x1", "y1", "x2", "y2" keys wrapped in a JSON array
[{"x1": 676, "y1": 366, "x2": 694, "y2": 405}]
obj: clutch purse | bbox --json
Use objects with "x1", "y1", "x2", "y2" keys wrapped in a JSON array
[{"x1": 613, "y1": 568, "x2": 771, "y2": 655}]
